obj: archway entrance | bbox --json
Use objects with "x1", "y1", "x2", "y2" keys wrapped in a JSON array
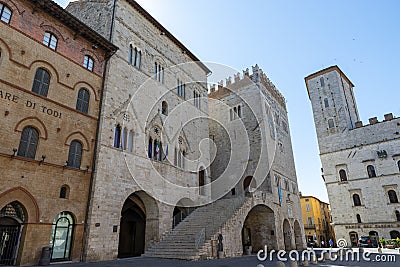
[
  {"x1": 50, "y1": 212, "x2": 74, "y2": 261},
  {"x1": 369, "y1": 231, "x2": 379, "y2": 247},
  {"x1": 172, "y1": 198, "x2": 195, "y2": 229},
  {"x1": 293, "y1": 220, "x2": 303, "y2": 249},
  {"x1": 349, "y1": 231, "x2": 358, "y2": 247},
  {"x1": 390, "y1": 230, "x2": 400, "y2": 239},
  {"x1": 242, "y1": 205, "x2": 276, "y2": 254},
  {"x1": 118, "y1": 192, "x2": 159, "y2": 258},
  {"x1": 0, "y1": 201, "x2": 26, "y2": 266},
  {"x1": 283, "y1": 219, "x2": 292, "y2": 250}
]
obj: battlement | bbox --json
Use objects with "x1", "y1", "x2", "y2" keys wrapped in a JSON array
[
  {"x1": 354, "y1": 113, "x2": 398, "y2": 129},
  {"x1": 208, "y1": 64, "x2": 286, "y2": 110}
]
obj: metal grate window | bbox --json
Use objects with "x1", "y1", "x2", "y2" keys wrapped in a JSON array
[{"x1": 17, "y1": 127, "x2": 39, "y2": 159}]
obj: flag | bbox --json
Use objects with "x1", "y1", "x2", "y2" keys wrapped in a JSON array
[
  {"x1": 278, "y1": 185, "x2": 282, "y2": 206},
  {"x1": 163, "y1": 145, "x2": 168, "y2": 160}
]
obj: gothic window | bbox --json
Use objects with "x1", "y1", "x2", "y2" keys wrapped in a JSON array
[
  {"x1": 339, "y1": 169, "x2": 348, "y2": 182},
  {"x1": 193, "y1": 91, "x2": 201, "y2": 108},
  {"x1": 43, "y1": 32, "x2": 58, "y2": 50},
  {"x1": 121, "y1": 127, "x2": 128, "y2": 150},
  {"x1": 0, "y1": 3, "x2": 12, "y2": 23},
  {"x1": 177, "y1": 79, "x2": 185, "y2": 98},
  {"x1": 32, "y1": 68, "x2": 50, "y2": 97},
  {"x1": 129, "y1": 45, "x2": 141, "y2": 68},
  {"x1": 356, "y1": 214, "x2": 361, "y2": 223},
  {"x1": 83, "y1": 55, "x2": 94, "y2": 71},
  {"x1": 154, "y1": 62, "x2": 164, "y2": 83},
  {"x1": 388, "y1": 190, "x2": 399, "y2": 204},
  {"x1": 67, "y1": 140, "x2": 82, "y2": 169},
  {"x1": 397, "y1": 161, "x2": 400, "y2": 172},
  {"x1": 320, "y1": 77, "x2": 325, "y2": 87},
  {"x1": 127, "y1": 130, "x2": 134, "y2": 153},
  {"x1": 353, "y1": 194, "x2": 361, "y2": 206},
  {"x1": 162, "y1": 101, "x2": 168, "y2": 115},
  {"x1": 237, "y1": 105, "x2": 241, "y2": 118},
  {"x1": 114, "y1": 124, "x2": 121, "y2": 148},
  {"x1": 367, "y1": 165, "x2": 376, "y2": 178},
  {"x1": 324, "y1": 98, "x2": 329, "y2": 108},
  {"x1": 76, "y1": 88, "x2": 90, "y2": 114},
  {"x1": 328, "y1": 118, "x2": 334, "y2": 129},
  {"x1": 17, "y1": 126, "x2": 39, "y2": 159}
]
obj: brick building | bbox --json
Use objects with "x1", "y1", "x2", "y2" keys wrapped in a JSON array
[
  {"x1": 0, "y1": 0, "x2": 116, "y2": 265},
  {"x1": 305, "y1": 65, "x2": 400, "y2": 247}
]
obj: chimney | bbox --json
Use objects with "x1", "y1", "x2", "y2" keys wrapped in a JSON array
[
  {"x1": 369, "y1": 117, "x2": 378, "y2": 125},
  {"x1": 384, "y1": 113, "x2": 393, "y2": 121}
]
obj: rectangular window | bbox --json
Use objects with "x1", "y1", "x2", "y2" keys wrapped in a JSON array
[{"x1": 306, "y1": 204, "x2": 311, "y2": 212}]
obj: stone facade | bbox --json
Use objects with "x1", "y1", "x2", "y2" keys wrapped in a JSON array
[
  {"x1": 208, "y1": 65, "x2": 305, "y2": 252},
  {"x1": 305, "y1": 65, "x2": 400, "y2": 247},
  {"x1": 0, "y1": 0, "x2": 115, "y2": 265},
  {"x1": 67, "y1": 0, "x2": 213, "y2": 262}
]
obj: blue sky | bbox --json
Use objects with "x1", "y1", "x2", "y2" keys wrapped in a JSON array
[{"x1": 59, "y1": 0, "x2": 400, "y2": 202}]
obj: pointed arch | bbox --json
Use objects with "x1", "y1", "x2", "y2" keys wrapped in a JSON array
[
  {"x1": 0, "y1": 187, "x2": 39, "y2": 223},
  {"x1": 65, "y1": 131, "x2": 90, "y2": 151},
  {"x1": 14, "y1": 116, "x2": 48, "y2": 140}
]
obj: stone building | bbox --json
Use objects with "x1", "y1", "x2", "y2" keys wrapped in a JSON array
[
  {"x1": 305, "y1": 65, "x2": 400, "y2": 248},
  {"x1": 300, "y1": 195, "x2": 335, "y2": 246},
  {"x1": 67, "y1": 0, "x2": 213, "y2": 261},
  {"x1": 206, "y1": 65, "x2": 305, "y2": 255},
  {"x1": 67, "y1": 0, "x2": 305, "y2": 260},
  {"x1": 0, "y1": 0, "x2": 116, "y2": 265}
]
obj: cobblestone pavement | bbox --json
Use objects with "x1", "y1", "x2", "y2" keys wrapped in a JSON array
[{"x1": 36, "y1": 253, "x2": 399, "y2": 267}]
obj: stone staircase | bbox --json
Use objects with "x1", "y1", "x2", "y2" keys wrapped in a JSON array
[{"x1": 143, "y1": 197, "x2": 247, "y2": 260}]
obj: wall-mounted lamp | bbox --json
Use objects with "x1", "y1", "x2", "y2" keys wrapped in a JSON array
[
  {"x1": 63, "y1": 161, "x2": 69, "y2": 169},
  {"x1": 39, "y1": 155, "x2": 46, "y2": 165},
  {"x1": 160, "y1": 31, "x2": 166, "y2": 36},
  {"x1": 11, "y1": 148, "x2": 17, "y2": 158}
]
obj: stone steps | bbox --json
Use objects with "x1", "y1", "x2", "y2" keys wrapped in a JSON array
[{"x1": 143, "y1": 197, "x2": 246, "y2": 259}]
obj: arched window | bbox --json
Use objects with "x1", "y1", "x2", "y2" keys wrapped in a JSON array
[
  {"x1": 367, "y1": 165, "x2": 376, "y2": 178},
  {"x1": 356, "y1": 214, "x2": 361, "y2": 223},
  {"x1": 76, "y1": 88, "x2": 90, "y2": 114},
  {"x1": 59, "y1": 186, "x2": 69, "y2": 199},
  {"x1": 129, "y1": 45, "x2": 141, "y2": 68},
  {"x1": 50, "y1": 212, "x2": 74, "y2": 261},
  {"x1": 339, "y1": 169, "x2": 348, "y2": 182},
  {"x1": 396, "y1": 210, "x2": 400, "y2": 222},
  {"x1": 397, "y1": 161, "x2": 400, "y2": 172},
  {"x1": 67, "y1": 140, "x2": 82, "y2": 169},
  {"x1": 353, "y1": 194, "x2": 361, "y2": 206},
  {"x1": 43, "y1": 31, "x2": 58, "y2": 50},
  {"x1": 0, "y1": 3, "x2": 12, "y2": 24},
  {"x1": 199, "y1": 168, "x2": 205, "y2": 195},
  {"x1": 114, "y1": 124, "x2": 121, "y2": 148},
  {"x1": 388, "y1": 190, "x2": 399, "y2": 203},
  {"x1": 237, "y1": 105, "x2": 242, "y2": 118},
  {"x1": 324, "y1": 98, "x2": 329, "y2": 108},
  {"x1": 328, "y1": 118, "x2": 334, "y2": 129},
  {"x1": 162, "y1": 101, "x2": 168, "y2": 115},
  {"x1": 83, "y1": 55, "x2": 94, "y2": 71},
  {"x1": 32, "y1": 68, "x2": 50, "y2": 97},
  {"x1": 17, "y1": 126, "x2": 39, "y2": 159}
]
